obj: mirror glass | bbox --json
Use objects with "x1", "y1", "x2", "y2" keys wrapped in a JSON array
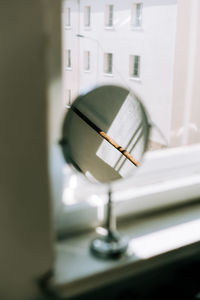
[{"x1": 61, "y1": 84, "x2": 150, "y2": 184}]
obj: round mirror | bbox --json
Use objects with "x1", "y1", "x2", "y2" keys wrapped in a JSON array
[
  {"x1": 61, "y1": 85, "x2": 150, "y2": 184},
  {"x1": 60, "y1": 84, "x2": 150, "y2": 258}
]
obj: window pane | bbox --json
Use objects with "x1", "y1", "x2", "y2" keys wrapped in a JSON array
[
  {"x1": 66, "y1": 49, "x2": 71, "y2": 68},
  {"x1": 133, "y1": 3, "x2": 142, "y2": 27},
  {"x1": 105, "y1": 5, "x2": 114, "y2": 27},
  {"x1": 65, "y1": 89, "x2": 72, "y2": 106},
  {"x1": 84, "y1": 51, "x2": 90, "y2": 70},
  {"x1": 62, "y1": 0, "x2": 200, "y2": 150},
  {"x1": 66, "y1": 7, "x2": 71, "y2": 26},
  {"x1": 104, "y1": 53, "x2": 113, "y2": 74},
  {"x1": 84, "y1": 6, "x2": 91, "y2": 27},
  {"x1": 129, "y1": 55, "x2": 140, "y2": 78}
]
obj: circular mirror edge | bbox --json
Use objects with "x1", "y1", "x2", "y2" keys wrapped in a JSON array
[{"x1": 60, "y1": 84, "x2": 152, "y2": 186}]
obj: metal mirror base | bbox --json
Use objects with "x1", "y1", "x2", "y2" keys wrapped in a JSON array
[{"x1": 90, "y1": 232, "x2": 129, "y2": 259}]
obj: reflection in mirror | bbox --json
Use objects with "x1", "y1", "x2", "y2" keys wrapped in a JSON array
[
  {"x1": 60, "y1": 85, "x2": 150, "y2": 258},
  {"x1": 61, "y1": 85, "x2": 149, "y2": 183}
]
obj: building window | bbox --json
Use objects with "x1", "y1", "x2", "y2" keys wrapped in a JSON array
[
  {"x1": 104, "y1": 53, "x2": 113, "y2": 74},
  {"x1": 66, "y1": 7, "x2": 71, "y2": 27},
  {"x1": 129, "y1": 55, "x2": 140, "y2": 78},
  {"x1": 84, "y1": 51, "x2": 90, "y2": 71},
  {"x1": 65, "y1": 89, "x2": 72, "y2": 106},
  {"x1": 131, "y1": 3, "x2": 143, "y2": 28},
  {"x1": 105, "y1": 5, "x2": 114, "y2": 27},
  {"x1": 66, "y1": 49, "x2": 72, "y2": 68},
  {"x1": 84, "y1": 6, "x2": 91, "y2": 27}
]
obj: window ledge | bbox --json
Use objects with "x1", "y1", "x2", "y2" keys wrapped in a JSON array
[
  {"x1": 103, "y1": 73, "x2": 114, "y2": 77},
  {"x1": 84, "y1": 26, "x2": 92, "y2": 31},
  {"x1": 130, "y1": 26, "x2": 143, "y2": 32},
  {"x1": 58, "y1": 145, "x2": 200, "y2": 235},
  {"x1": 104, "y1": 26, "x2": 115, "y2": 31},
  {"x1": 51, "y1": 203, "x2": 200, "y2": 299},
  {"x1": 65, "y1": 67, "x2": 72, "y2": 71},
  {"x1": 129, "y1": 77, "x2": 141, "y2": 83},
  {"x1": 84, "y1": 70, "x2": 91, "y2": 73},
  {"x1": 64, "y1": 25, "x2": 72, "y2": 30}
]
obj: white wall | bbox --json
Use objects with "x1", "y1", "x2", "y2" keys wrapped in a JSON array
[{"x1": 0, "y1": 1, "x2": 60, "y2": 299}]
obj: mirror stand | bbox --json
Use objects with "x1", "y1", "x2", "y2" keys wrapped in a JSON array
[
  {"x1": 90, "y1": 188, "x2": 129, "y2": 258},
  {"x1": 61, "y1": 85, "x2": 150, "y2": 259}
]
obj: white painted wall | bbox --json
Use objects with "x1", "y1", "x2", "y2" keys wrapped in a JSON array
[{"x1": 62, "y1": 0, "x2": 177, "y2": 145}]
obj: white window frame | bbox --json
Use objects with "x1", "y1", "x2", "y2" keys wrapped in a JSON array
[
  {"x1": 56, "y1": 144, "x2": 200, "y2": 235},
  {"x1": 84, "y1": 6, "x2": 91, "y2": 27},
  {"x1": 131, "y1": 2, "x2": 143, "y2": 28},
  {"x1": 105, "y1": 4, "x2": 114, "y2": 28}
]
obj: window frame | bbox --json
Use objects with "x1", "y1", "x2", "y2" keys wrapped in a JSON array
[
  {"x1": 131, "y1": 2, "x2": 143, "y2": 29},
  {"x1": 104, "y1": 52, "x2": 113, "y2": 75},
  {"x1": 65, "y1": 89, "x2": 72, "y2": 106},
  {"x1": 84, "y1": 50, "x2": 91, "y2": 71},
  {"x1": 84, "y1": 6, "x2": 91, "y2": 28},
  {"x1": 66, "y1": 7, "x2": 71, "y2": 27},
  {"x1": 56, "y1": 144, "x2": 200, "y2": 235},
  {"x1": 54, "y1": 0, "x2": 200, "y2": 236},
  {"x1": 129, "y1": 54, "x2": 141, "y2": 79},
  {"x1": 66, "y1": 49, "x2": 72, "y2": 69},
  {"x1": 105, "y1": 4, "x2": 114, "y2": 28}
]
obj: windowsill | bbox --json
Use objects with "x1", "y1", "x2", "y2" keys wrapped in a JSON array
[
  {"x1": 103, "y1": 73, "x2": 114, "y2": 77},
  {"x1": 84, "y1": 26, "x2": 92, "y2": 31},
  {"x1": 84, "y1": 70, "x2": 91, "y2": 73},
  {"x1": 59, "y1": 145, "x2": 200, "y2": 235},
  {"x1": 104, "y1": 26, "x2": 115, "y2": 31},
  {"x1": 64, "y1": 25, "x2": 72, "y2": 30},
  {"x1": 130, "y1": 26, "x2": 143, "y2": 32},
  {"x1": 65, "y1": 67, "x2": 72, "y2": 71},
  {"x1": 129, "y1": 77, "x2": 141, "y2": 83},
  {"x1": 52, "y1": 202, "x2": 200, "y2": 299}
]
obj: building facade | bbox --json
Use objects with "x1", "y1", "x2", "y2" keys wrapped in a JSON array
[{"x1": 62, "y1": 0, "x2": 177, "y2": 147}]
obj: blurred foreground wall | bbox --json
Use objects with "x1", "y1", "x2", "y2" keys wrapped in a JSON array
[{"x1": 0, "y1": 1, "x2": 57, "y2": 299}]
